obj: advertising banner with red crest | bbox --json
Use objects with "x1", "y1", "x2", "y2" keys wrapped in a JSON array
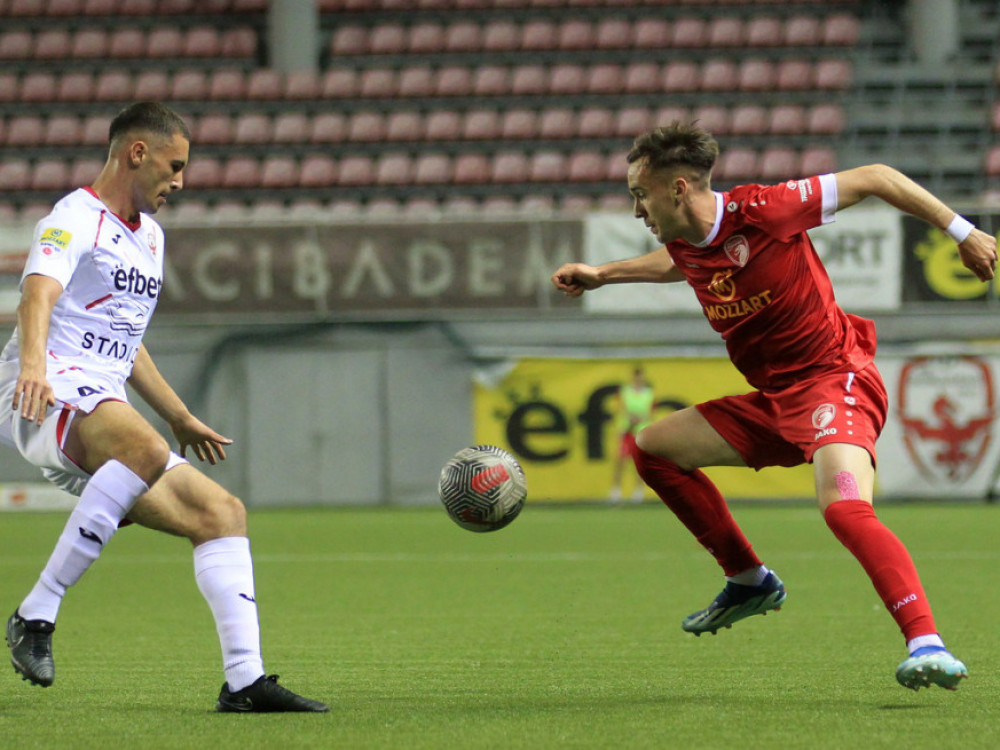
[{"x1": 877, "y1": 351, "x2": 1000, "y2": 499}]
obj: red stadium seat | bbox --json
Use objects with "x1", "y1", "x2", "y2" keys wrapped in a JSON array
[
  {"x1": 369, "y1": 24, "x2": 407, "y2": 54},
  {"x1": 462, "y1": 110, "x2": 499, "y2": 140},
  {"x1": 259, "y1": 157, "x2": 298, "y2": 189},
  {"x1": 347, "y1": 112, "x2": 386, "y2": 142},
  {"x1": 730, "y1": 105, "x2": 769, "y2": 135},
  {"x1": 184, "y1": 27, "x2": 221, "y2": 57},
  {"x1": 633, "y1": 19, "x2": 670, "y2": 49},
  {"x1": 985, "y1": 146, "x2": 1000, "y2": 176},
  {"x1": 247, "y1": 69, "x2": 284, "y2": 99},
  {"x1": 800, "y1": 148, "x2": 837, "y2": 175},
  {"x1": 807, "y1": 103, "x2": 846, "y2": 135},
  {"x1": 398, "y1": 67, "x2": 435, "y2": 97},
  {"x1": 424, "y1": 111, "x2": 461, "y2": 140},
  {"x1": 549, "y1": 64, "x2": 587, "y2": 95},
  {"x1": 195, "y1": 114, "x2": 234, "y2": 145},
  {"x1": 738, "y1": 60, "x2": 776, "y2": 92},
  {"x1": 284, "y1": 71, "x2": 320, "y2": 100},
  {"x1": 108, "y1": 29, "x2": 146, "y2": 58},
  {"x1": 70, "y1": 158, "x2": 104, "y2": 188},
  {"x1": 338, "y1": 155, "x2": 375, "y2": 186},
  {"x1": 299, "y1": 155, "x2": 339, "y2": 187},
  {"x1": 30, "y1": 160, "x2": 71, "y2": 191},
  {"x1": 707, "y1": 17, "x2": 743, "y2": 48},
  {"x1": 624, "y1": 63, "x2": 662, "y2": 94},
  {"x1": 358, "y1": 69, "x2": 396, "y2": 98},
  {"x1": 691, "y1": 105, "x2": 730, "y2": 136},
  {"x1": 34, "y1": 29, "x2": 72, "y2": 60},
  {"x1": 233, "y1": 114, "x2": 273, "y2": 144},
  {"x1": 19, "y1": 72, "x2": 57, "y2": 103},
  {"x1": 408, "y1": 23, "x2": 446, "y2": 53},
  {"x1": 170, "y1": 69, "x2": 208, "y2": 100},
  {"x1": 222, "y1": 157, "x2": 261, "y2": 189},
  {"x1": 81, "y1": 115, "x2": 110, "y2": 146},
  {"x1": 529, "y1": 151, "x2": 567, "y2": 182},
  {"x1": 147, "y1": 28, "x2": 183, "y2": 58},
  {"x1": 444, "y1": 22, "x2": 481, "y2": 52},
  {"x1": 7, "y1": 116, "x2": 45, "y2": 146},
  {"x1": 538, "y1": 109, "x2": 576, "y2": 139},
  {"x1": 578, "y1": 108, "x2": 615, "y2": 138},
  {"x1": 700, "y1": 60, "x2": 738, "y2": 92},
  {"x1": 482, "y1": 21, "x2": 520, "y2": 52},
  {"x1": 594, "y1": 19, "x2": 632, "y2": 50},
  {"x1": 273, "y1": 112, "x2": 311, "y2": 142},
  {"x1": 71, "y1": 29, "x2": 109, "y2": 58},
  {"x1": 567, "y1": 151, "x2": 605, "y2": 182},
  {"x1": 435, "y1": 67, "x2": 473, "y2": 96},
  {"x1": 759, "y1": 147, "x2": 800, "y2": 181},
  {"x1": 374, "y1": 154, "x2": 413, "y2": 185},
  {"x1": 783, "y1": 16, "x2": 821, "y2": 47},
  {"x1": 557, "y1": 20, "x2": 595, "y2": 50},
  {"x1": 321, "y1": 69, "x2": 358, "y2": 98},
  {"x1": 472, "y1": 66, "x2": 509, "y2": 96},
  {"x1": 653, "y1": 106, "x2": 690, "y2": 128},
  {"x1": 663, "y1": 62, "x2": 699, "y2": 93},
  {"x1": 385, "y1": 111, "x2": 423, "y2": 141},
  {"x1": 510, "y1": 66, "x2": 547, "y2": 95},
  {"x1": 521, "y1": 20, "x2": 558, "y2": 50},
  {"x1": 744, "y1": 17, "x2": 783, "y2": 47},
  {"x1": 823, "y1": 14, "x2": 861, "y2": 46},
  {"x1": 45, "y1": 115, "x2": 83, "y2": 145},
  {"x1": 413, "y1": 154, "x2": 452, "y2": 184},
  {"x1": 453, "y1": 153, "x2": 490, "y2": 184},
  {"x1": 0, "y1": 160, "x2": 31, "y2": 191},
  {"x1": 776, "y1": 60, "x2": 813, "y2": 91},
  {"x1": 587, "y1": 64, "x2": 623, "y2": 95},
  {"x1": 308, "y1": 113, "x2": 347, "y2": 143},
  {"x1": 329, "y1": 25, "x2": 368, "y2": 56},
  {"x1": 0, "y1": 31, "x2": 33, "y2": 59},
  {"x1": 208, "y1": 69, "x2": 246, "y2": 100},
  {"x1": 768, "y1": 105, "x2": 807, "y2": 135},
  {"x1": 0, "y1": 73, "x2": 19, "y2": 103},
  {"x1": 500, "y1": 109, "x2": 538, "y2": 139},
  {"x1": 491, "y1": 152, "x2": 529, "y2": 183},
  {"x1": 814, "y1": 60, "x2": 852, "y2": 90},
  {"x1": 671, "y1": 18, "x2": 707, "y2": 48},
  {"x1": 57, "y1": 72, "x2": 95, "y2": 102},
  {"x1": 716, "y1": 148, "x2": 758, "y2": 182},
  {"x1": 220, "y1": 28, "x2": 257, "y2": 57},
  {"x1": 94, "y1": 70, "x2": 134, "y2": 102}
]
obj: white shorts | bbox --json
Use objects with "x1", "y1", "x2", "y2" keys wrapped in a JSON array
[{"x1": 0, "y1": 359, "x2": 188, "y2": 497}]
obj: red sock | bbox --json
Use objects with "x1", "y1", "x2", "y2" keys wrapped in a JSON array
[
  {"x1": 823, "y1": 500, "x2": 937, "y2": 640},
  {"x1": 633, "y1": 447, "x2": 762, "y2": 576}
]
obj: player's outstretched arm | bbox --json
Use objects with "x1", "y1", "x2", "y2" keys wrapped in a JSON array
[
  {"x1": 128, "y1": 344, "x2": 232, "y2": 464},
  {"x1": 552, "y1": 249, "x2": 683, "y2": 297},
  {"x1": 834, "y1": 164, "x2": 998, "y2": 281}
]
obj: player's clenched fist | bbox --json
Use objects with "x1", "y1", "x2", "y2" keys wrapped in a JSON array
[{"x1": 552, "y1": 263, "x2": 603, "y2": 297}]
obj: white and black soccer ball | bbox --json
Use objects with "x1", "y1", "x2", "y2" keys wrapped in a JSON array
[{"x1": 438, "y1": 445, "x2": 527, "y2": 532}]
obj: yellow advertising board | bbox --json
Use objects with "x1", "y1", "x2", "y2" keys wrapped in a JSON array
[{"x1": 474, "y1": 357, "x2": 814, "y2": 502}]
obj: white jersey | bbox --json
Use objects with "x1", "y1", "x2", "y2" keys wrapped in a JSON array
[{"x1": 0, "y1": 187, "x2": 165, "y2": 392}]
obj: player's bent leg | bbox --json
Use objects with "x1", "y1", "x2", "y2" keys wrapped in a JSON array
[{"x1": 129, "y1": 465, "x2": 328, "y2": 712}]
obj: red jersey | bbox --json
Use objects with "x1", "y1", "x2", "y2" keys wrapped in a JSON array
[{"x1": 665, "y1": 174, "x2": 876, "y2": 392}]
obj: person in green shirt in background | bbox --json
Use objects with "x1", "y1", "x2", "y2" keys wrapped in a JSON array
[{"x1": 610, "y1": 366, "x2": 655, "y2": 503}]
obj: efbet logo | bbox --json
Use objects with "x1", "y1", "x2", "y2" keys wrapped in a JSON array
[{"x1": 112, "y1": 265, "x2": 161, "y2": 299}]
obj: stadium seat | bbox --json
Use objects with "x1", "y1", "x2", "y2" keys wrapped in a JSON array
[
  {"x1": 738, "y1": 60, "x2": 776, "y2": 92},
  {"x1": 424, "y1": 110, "x2": 461, "y2": 140},
  {"x1": 34, "y1": 29, "x2": 72, "y2": 60},
  {"x1": 707, "y1": 17, "x2": 743, "y2": 48},
  {"x1": 605, "y1": 151, "x2": 629, "y2": 181},
  {"x1": 435, "y1": 67, "x2": 473, "y2": 96},
  {"x1": 633, "y1": 19, "x2": 670, "y2": 49},
  {"x1": 321, "y1": 69, "x2": 358, "y2": 98},
  {"x1": 691, "y1": 105, "x2": 730, "y2": 135},
  {"x1": 369, "y1": 24, "x2": 407, "y2": 54},
  {"x1": 308, "y1": 112, "x2": 347, "y2": 143},
  {"x1": 985, "y1": 146, "x2": 1000, "y2": 176},
  {"x1": 57, "y1": 72, "x2": 95, "y2": 102},
  {"x1": 0, "y1": 31, "x2": 33, "y2": 60},
  {"x1": 222, "y1": 157, "x2": 261, "y2": 189},
  {"x1": 462, "y1": 110, "x2": 500, "y2": 140},
  {"x1": 759, "y1": 147, "x2": 800, "y2": 181},
  {"x1": 29, "y1": 161, "x2": 70, "y2": 192},
  {"x1": 490, "y1": 152, "x2": 530, "y2": 183},
  {"x1": 329, "y1": 25, "x2": 368, "y2": 56},
  {"x1": 413, "y1": 153, "x2": 452, "y2": 184},
  {"x1": 744, "y1": 17, "x2": 783, "y2": 47},
  {"x1": 385, "y1": 111, "x2": 423, "y2": 141},
  {"x1": 338, "y1": 155, "x2": 375, "y2": 186},
  {"x1": 510, "y1": 66, "x2": 548, "y2": 95},
  {"x1": 806, "y1": 103, "x2": 846, "y2": 135},
  {"x1": 444, "y1": 21, "x2": 481, "y2": 52},
  {"x1": 69, "y1": 158, "x2": 104, "y2": 188},
  {"x1": 6, "y1": 115, "x2": 45, "y2": 146},
  {"x1": 700, "y1": 60, "x2": 738, "y2": 92},
  {"x1": 783, "y1": 16, "x2": 821, "y2": 46},
  {"x1": 259, "y1": 156, "x2": 298, "y2": 188},
  {"x1": 822, "y1": 14, "x2": 861, "y2": 46},
  {"x1": 184, "y1": 26, "x2": 221, "y2": 57},
  {"x1": 671, "y1": 18, "x2": 707, "y2": 48},
  {"x1": 273, "y1": 112, "x2": 311, "y2": 142},
  {"x1": 453, "y1": 153, "x2": 490, "y2": 184},
  {"x1": 653, "y1": 106, "x2": 689, "y2": 128},
  {"x1": 220, "y1": 27, "x2": 257, "y2": 57},
  {"x1": 147, "y1": 28, "x2": 184, "y2": 58},
  {"x1": 359, "y1": 69, "x2": 397, "y2": 98},
  {"x1": 768, "y1": 104, "x2": 807, "y2": 135},
  {"x1": 577, "y1": 107, "x2": 615, "y2": 138},
  {"x1": 208, "y1": 69, "x2": 246, "y2": 100},
  {"x1": 19, "y1": 72, "x2": 57, "y2": 103},
  {"x1": 0, "y1": 160, "x2": 31, "y2": 191},
  {"x1": 45, "y1": 115, "x2": 83, "y2": 145},
  {"x1": 814, "y1": 60, "x2": 852, "y2": 90},
  {"x1": 0, "y1": 73, "x2": 17, "y2": 103},
  {"x1": 195, "y1": 114, "x2": 234, "y2": 145},
  {"x1": 247, "y1": 69, "x2": 284, "y2": 99},
  {"x1": 170, "y1": 69, "x2": 208, "y2": 100},
  {"x1": 94, "y1": 70, "x2": 134, "y2": 101},
  {"x1": 614, "y1": 107, "x2": 651, "y2": 137},
  {"x1": 595, "y1": 18, "x2": 632, "y2": 49},
  {"x1": 800, "y1": 147, "x2": 837, "y2": 174},
  {"x1": 567, "y1": 151, "x2": 605, "y2": 182},
  {"x1": 472, "y1": 66, "x2": 510, "y2": 96},
  {"x1": 375, "y1": 154, "x2": 413, "y2": 185},
  {"x1": 398, "y1": 67, "x2": 435, "y2": 97},
  {"x1": 521, "y1": 20, "x2": 558, "y2": 50},
  {"x1": 716, "y1": 148, "x2": 758, "y2": 181},
  {"x1": 587, "y1": 65, "x2": 624, "y2": 95},
  {"x1": 81, "y1": 115, "x2": 110, "y2": 145},
  {"x1": 299, "y1": 155, "x2": 338, "y2": 187},
  {"x1": 776, "y1": 60, "x2": 813, "y2": 90},
  {"x1": 132, "y1": 70, "x2": 168, "y2": 100},
  {"x1": 71, "y1": 29, "x2": 109, "y2": 58},
  {"x1": 538, "y1": 109, "x2": 576, "y2": 139},
  {"x1": 730, "y1": 105, "x2": 769, "y2": 136},
  {"x1": 549, "y1": 64, "x2": 587, "y2": 95},
  {"x1": 663, "y1": 62, "x2": 699, "y2": 93},
  {"x1": 624, "y1": 63, "x2": 662, "y2": 94},
  {"x1": 408, "y1": 22, "x2": 446, "y2": 53},
  {"x1": 284, "y1": 70, "x2": 320, "y2": 99},
  {"x1": 557, "y1": 20, "x2": 595, "y2": 50},
  {"x1": 500, "y1": 110, "x2": 538, "y2": 139},
  {"x1": 347, "y1": 112, "x2": 386, "y2": 142},
  {"x1": 108, "y1": 29, "x2": 146, "y2": 58},
  {"x1": 529, "y1": 152, "x2": 567, "y2": 182},
  {"x1": 233, "y1": 114, "x2": 272, "y2": 144},
  {"x1": 482, "y1": 21, "x2": 520, "y2": 52}
]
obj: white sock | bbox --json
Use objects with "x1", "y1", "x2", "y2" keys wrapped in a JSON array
[
  {"x1": 194, "y1": 536, "x2": 265, "y2": 692},
  {"x1": 726, "y1": 565, "x2": 770, "y2": 587},
  {"x1": 907, "y1": 634, "x2": 945, "y2": 655},
  {"x1": 19, "y1": 460, "x2": 148, "y2": 623}
]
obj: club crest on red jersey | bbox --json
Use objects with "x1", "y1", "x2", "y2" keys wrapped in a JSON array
[
  {"x1": 898, "y1": 356, "x2": 994, "y2": 483},
  {"x1": 723, "y1": 235, "x2": 750, "y2": 267}
]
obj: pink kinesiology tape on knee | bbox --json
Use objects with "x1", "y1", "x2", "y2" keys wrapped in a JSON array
[{"x1": 834, "y1": 471, "x2": 862, "y2": 501}]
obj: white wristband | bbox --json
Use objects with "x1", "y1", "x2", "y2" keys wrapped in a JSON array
[{"x1": 945, "y1": 214, "x2": 974, "y2": 244}]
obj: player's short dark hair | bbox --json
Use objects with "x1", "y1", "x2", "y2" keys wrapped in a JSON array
[
  {"x1": 108, "y1": 101, "x2": 190, "y2": 146},
  {"x1": 626, "y1": 121, "x2": 719, "y2": 177}
]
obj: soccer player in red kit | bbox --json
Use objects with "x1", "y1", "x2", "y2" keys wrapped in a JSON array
[{"x1": 552, "y1": 122, "x2": 998, "y2": 691}]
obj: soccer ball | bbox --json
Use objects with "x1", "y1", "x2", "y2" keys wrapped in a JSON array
[{"x1": 438, "y1": 445, "x2": 527, "y2": 532}]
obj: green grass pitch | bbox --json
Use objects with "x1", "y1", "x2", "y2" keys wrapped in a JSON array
[{"x1": 1, "y1": 502, "x2": 998, "y2": 750}]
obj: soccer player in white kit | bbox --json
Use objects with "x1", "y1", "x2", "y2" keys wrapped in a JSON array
[{"x1": 0, "y1": 102, "x2": 328, "y2": 712}]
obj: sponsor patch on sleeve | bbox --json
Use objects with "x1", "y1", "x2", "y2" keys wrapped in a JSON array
[{"x1": 39, "y1": 227, "x2": 72, "y2": 251}]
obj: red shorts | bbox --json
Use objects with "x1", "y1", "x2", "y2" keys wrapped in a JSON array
[
  {"x1": 696, "y1": 365, "x2": 888, "y2": 470},
  {"x1": 619, "y1": 431, "x2": 638, "y2": 459}
]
